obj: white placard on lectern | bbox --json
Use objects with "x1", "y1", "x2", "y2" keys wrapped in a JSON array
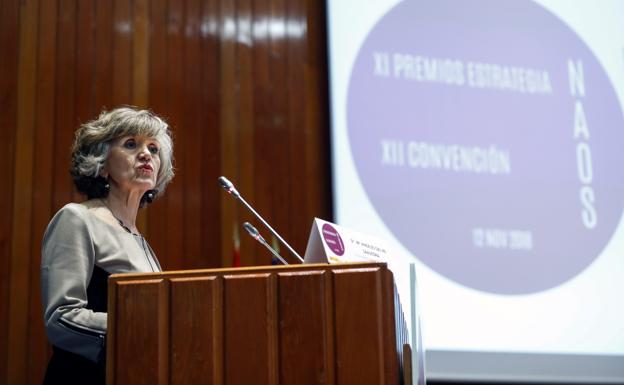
[{"x1": 303, "y1": 217, "x2": 392, "y2": 264}]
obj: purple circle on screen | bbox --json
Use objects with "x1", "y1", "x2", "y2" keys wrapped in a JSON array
[
  {"x1": 347, "y1": 0, "x2": 624, "y2": 294},
  {"x1": 322, "y1": 224, "x2": 346, "y2": 256}
]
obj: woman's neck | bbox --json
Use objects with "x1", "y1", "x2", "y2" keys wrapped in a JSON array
[{"x1": 102, "y1": 189, "x2": 143, "y2": 234}]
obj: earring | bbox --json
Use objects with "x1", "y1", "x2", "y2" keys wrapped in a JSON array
[
  {"x1": 97, "y1": 175, "x2": 110, "y2": 196},
  {"x1": 145, "y1": 189, "x2": 158, "y2": 203},
  {"x1": 140, "y1": 189, "x2": 158, "y2": 208}
]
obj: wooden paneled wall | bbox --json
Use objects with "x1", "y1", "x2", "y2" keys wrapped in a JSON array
[{"x1": 0, "y1": 0, "x2": 331, "y2": 383}]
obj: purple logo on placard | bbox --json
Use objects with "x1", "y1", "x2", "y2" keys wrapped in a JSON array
[
  {"x1": 322, "y1": 224, "x2": 346, "y2": 256},
  {"x1": 347, "y1": 0, "x2": 624, "y2": 294}
]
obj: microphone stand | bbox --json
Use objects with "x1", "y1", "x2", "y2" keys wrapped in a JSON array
[
  {"x1": 243, "y1": 222, "x2": 288, "y2": 265},
  {"x1": 219, "y1": 176, "x2": 305, "y2": 263}
]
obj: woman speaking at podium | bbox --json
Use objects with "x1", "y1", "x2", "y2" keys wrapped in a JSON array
[{"x1": 40, "y1": 107, "x2": 174, "y2": 385}]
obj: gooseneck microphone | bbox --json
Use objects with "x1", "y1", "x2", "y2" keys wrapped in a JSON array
[
  {"x1": 243, "y1": 222, "x2": 288, "y2": 265},
  {"x1": 218, "y1": 176, "x2": 240, "y2": 198},
  {"x1": 218, "y1": 176, "x2": 305, "y2": 263}
]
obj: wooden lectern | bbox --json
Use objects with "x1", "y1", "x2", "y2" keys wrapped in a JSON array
[{"x1": 107, "y1": 262, "x2": 408, "y2": 385}]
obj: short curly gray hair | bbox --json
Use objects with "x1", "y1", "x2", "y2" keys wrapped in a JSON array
[{"x1": 70, "y1": 106, "x2": 174, "y2": 202}]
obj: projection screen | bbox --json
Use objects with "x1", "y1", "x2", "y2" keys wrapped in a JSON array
[{"x1": 327, "y1": 0, "x2": 624, "y2": 382}]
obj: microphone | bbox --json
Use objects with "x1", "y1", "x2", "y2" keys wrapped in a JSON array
[
  {"x1": 218, "y1": 176, "x2": 304, "y2": 263},
  {"x1": 218, "y1": 176, "x2": 240, "y2": 198},
  {"x1": 243, "y1": 222, "x2": 288, "y2": 265}
]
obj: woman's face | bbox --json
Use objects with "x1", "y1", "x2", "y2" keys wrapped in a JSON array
[{"x1": 103, "y1": 135, "x2": 161, "y2": 194}]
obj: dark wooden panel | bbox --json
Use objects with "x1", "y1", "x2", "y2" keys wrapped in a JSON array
[
  {"x1": 333, "y1": 267, "x2": 387, "y2": 385},
  {"x1": 217, "y1": 0, "x2": 240, "y2": 268},
  {"x1": 53, "y1": 0, "x2": 77, "y2": 211},
  {"x1": 278, "y1": 270, "x2": 335, "y2": 385},
  {"x1": 383, "y1": 269, "x2": 401, "y2": 382},
  {"x1": 235, "y1": 0, "x2": 259, "y2": 267},
  {"x1": 27, "y1": 0, "x2": 60, "y2": 382},
  {"x1": 163, "y1": 0, "x2": 185, "y2": 270},
  {"x1": 250, "y1": 0, "x2": 276, "y2": 265},
  {"x1": 223, "y1": 273, "x2": 277, "y2": 385},
  {"x1": 284, "y1": 0, "x2": 306, "y2": 252},
  {"x1": 170, "y1": 276, "x2": 223, "y2": 385},
  {"x1": 199, "y1": 0, "x2": 222, "y2": 269},
  {"x1": 300, "y1": 0, "x2": 331, "y2": 244},
  {"x1": 94, "y1": 0, "x2": 113, "y2": 111},
  {"x1": 0, "y1": 0, "x2": 20, "y2": 383},
  {"x1": 132, "y1": 0, "x2": 150, "y2": 108},
  {"x1": 267, "y1": 0, "x2": 290, "y2": 252},
  {"x1": 111, "y1": 0, "x2": 132, "y2": 106},
  {"x1": 182, "y1": 0, "x2": 204, "y2": 268},
  {"x1": 75, "y1": 1, "x2": 96, "y2": 125},
  {"x1": 73, "y1": 0, "x2": 97, "y2": 204},
  {"x1": 8, "y1": 0, "x2": 40, "y2": 382},
  {"x1": 112, "y1": 279, "x2": 169, "y2": 385}
]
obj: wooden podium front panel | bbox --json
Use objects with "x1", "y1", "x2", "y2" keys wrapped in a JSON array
[
  {"x1": 277, "y1": 270, "x2": 334, "y2": 385},
  {"x1": 223, "y1": 273, "x2": 278, "y2": 385},
  {"x1": 112, "y1": 279, "x2": 169, "y2": 385},
  {"x1": 108, "y1": 263, "x2": 400, "y2": 385},
  {"x1": 170, "y1": 277, "x2": 222, "y2": 385},
  {"x1": 333, "y1": 267, "x2": 394, "y2": 385}
]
